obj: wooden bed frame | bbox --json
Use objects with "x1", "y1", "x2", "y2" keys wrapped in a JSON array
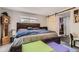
[
  {"x1": 17, "y1": 23, "x2": 47, "y2": 31},
  {"x1": 17, "y1": 23, "x2": 40, "y2": 30}
]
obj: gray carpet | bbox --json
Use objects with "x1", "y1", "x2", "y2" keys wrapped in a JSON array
[{"x1": 0, "y1": 43, "x2": 11, "y2": 52}]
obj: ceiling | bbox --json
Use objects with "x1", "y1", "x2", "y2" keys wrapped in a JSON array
[{"x1": 4, "y1": 7, "x2": 71, "y2": 16}]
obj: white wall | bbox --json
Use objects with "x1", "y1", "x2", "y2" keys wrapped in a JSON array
[
  {"x1": 0, "y1": 8, "x2": 47, "y2": 34},
  {"x1": 69, "y1": 8, "x2": 79, "y2": 33},
  {"x1": 47, "y1": 15, "x2": 59, "y2": 34}
]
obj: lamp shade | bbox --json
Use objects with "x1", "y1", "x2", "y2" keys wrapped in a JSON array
[{"x1": 11, "y1": 29, "x2": 16, "y2": 36}]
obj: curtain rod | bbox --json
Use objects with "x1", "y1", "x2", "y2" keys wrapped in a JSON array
[{"x1": 47, "y1": 7, "x2": 76, "y2": 17}]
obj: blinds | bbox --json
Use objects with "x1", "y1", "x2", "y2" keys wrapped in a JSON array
[{"x1": 18, "y1": 16, "x2": 39, "y2": 23}]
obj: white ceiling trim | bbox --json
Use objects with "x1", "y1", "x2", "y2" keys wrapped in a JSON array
[{"x1": 2, "y1": 7, "x2": 71, "y2": 16}]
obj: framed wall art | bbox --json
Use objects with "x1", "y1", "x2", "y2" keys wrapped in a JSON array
[{"x1": 74, "y1": 9, "x2": 79, "y2": 23}]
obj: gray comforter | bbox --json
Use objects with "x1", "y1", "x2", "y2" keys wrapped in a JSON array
[{"x1": 11, "y1": 31, "x2": 58, "y2": 47}]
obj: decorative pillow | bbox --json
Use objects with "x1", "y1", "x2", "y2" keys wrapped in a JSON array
[
  {"x1": 18, "y1": 29, "x2": 27, "y2": 32},
  {"x1": 27, "y1": 27, "x2": 33, "y2": 30},
  {"x1": 32, "y1": 28, "x2": 39, "y2": 30}
]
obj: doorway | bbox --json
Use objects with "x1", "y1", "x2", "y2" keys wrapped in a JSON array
[{"x1": 59, "y1": 13, "x2": 70, "y2": 36}]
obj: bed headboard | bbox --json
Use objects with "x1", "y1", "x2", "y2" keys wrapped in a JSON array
[{"x1": 17, "y1": 23, "x2": 40, "y2": 31}]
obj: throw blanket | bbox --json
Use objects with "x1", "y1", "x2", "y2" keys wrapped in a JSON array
[{"x1": 16, "y1": 29, "x2": 49, "y2": 38}]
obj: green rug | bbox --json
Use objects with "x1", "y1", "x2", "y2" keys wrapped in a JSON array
[{"x1": 22, "y1": 41, "x2": 53, "y2": 52}]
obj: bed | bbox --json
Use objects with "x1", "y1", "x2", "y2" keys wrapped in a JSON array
[
  {"x1": 13, "y1": 23, "x2": 58, "y2": 45},
  {"x1": 10, "y1": 23, "x2": 59, "y2": 51}
]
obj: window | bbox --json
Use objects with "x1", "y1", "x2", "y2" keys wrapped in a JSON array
[{"x1": 19, "y1": 16, "x2": 39, "y2": 23}]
